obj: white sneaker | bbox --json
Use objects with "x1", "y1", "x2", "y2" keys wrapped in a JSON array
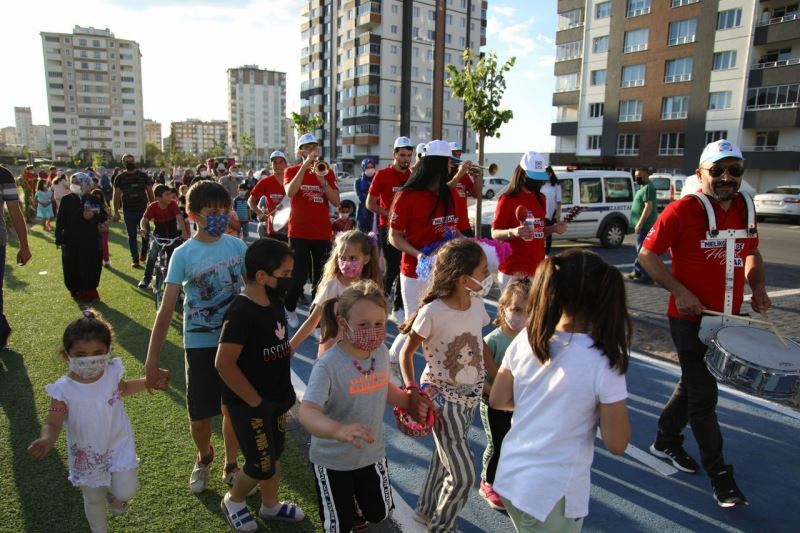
[
  {"x1": 286, "y1": 310, "x2": 299, "y2": 328},
  {"x1": 190, "y1": 460, "x2": 211, "y2": 493},
  {"x1": 391, "y1": 308, "x2": 406, "y2": 325}
]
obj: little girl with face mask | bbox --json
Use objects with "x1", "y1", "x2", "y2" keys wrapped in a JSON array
[
  {"x1": 28, "y1": 309, "x2": 155, "y2": 533},
  {"x1": 290, "y1": 230, "x2": 382, "y2": 357},
  {"x1": 478, "y1": 278, "x2": 530, "y2": 511}
]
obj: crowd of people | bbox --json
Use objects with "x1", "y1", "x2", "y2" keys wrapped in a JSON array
[{"x1": 1, "y1": 135, "x2": 770, "y2": 532}]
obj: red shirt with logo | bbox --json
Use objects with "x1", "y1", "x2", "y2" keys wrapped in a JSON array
[
  {"x1": 283, "y1": 164, "x2": 338, "y2": 240},
  {"x1": 492, "y1": 191, "x2": 547, "y2": 276},
  {"x1": 643, "y1": 194, "x2": 759, "y2": 320},
  {"x1": 368, "y1": 166, "x2": 410, "y2": 227},
  {"x1": 452, "y1": 175, "x2": 475, "y2": 232},
  {"x1": 390, "y1": 189, "x2": 460, "y2": 278},
  {"x1": 250, "y1": 175, "x2": 286, "y2": 235}
]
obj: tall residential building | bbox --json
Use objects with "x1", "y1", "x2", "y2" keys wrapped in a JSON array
[
  {"x1": 144, "y1": 119, "x2": 163, "y2": 150},
  {"x1": 299, "y1": 0, "x2": 488, "y2": 173},
  {"x1": 31, "y1": 125, "x2": 52, "y2": 153},
  {"x1": 550, "y1": 0, "x2": 800, "y2": 192},
  {"x1": 14, "y1": 107, "x2": 33, "y2": 147},
  {"x1": 284, "y1": 117, "x2": 297, "y2": 160},
  {"x1": 227, "y1": 66, "x2": 287, "y2": 163},
  {"x1": 41, "y1": 26, "x2": 145, "y2": 161},
  {"x1": 170, "y1": 119, "x2": 228, "y2": 156}
]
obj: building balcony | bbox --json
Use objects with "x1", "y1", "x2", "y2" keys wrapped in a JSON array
[
  {"x1": 748, "y1": 60, "x2": 800, "y2": 87},
  {"x1": 552, "y1": 90, "x2": 579, "y2": 106},
  {"x1": 356, "y1": 1, "x2": 381, "y2": 30},
  {"x1": 551, "y1": 122, "x2": 578, "y2": 136},
  {"x1": 744, "y1": 106, "x2": 800, "y2": 128},
  {"x1": 741, "y1": 146, "x2": 800, "y2": 170},
  {"x1": 341, "y1": 134, "x2": 379, "y2": 146},
  {"x1": 754, "y1": 13, "x2": 800, "y2": 46}
]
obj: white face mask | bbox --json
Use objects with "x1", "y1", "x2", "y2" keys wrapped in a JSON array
[
  {"x1": 70, "y1": 184, "x2": 83, "y2": 195},
  {"x1": 199, "y1": 170, "x2": 208, "y2": 178},
  {"x1": 68, "y1": 353, "x2": 110, "y2": 379},
  {"x1": 467, "y1": 275, "x2": 493, "y2": 298},
  {"x1": 504, "y1": 309, "x2": 526, "y2": 332}
]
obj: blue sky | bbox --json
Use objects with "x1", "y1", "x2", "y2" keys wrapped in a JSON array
[{"x1": 0, "y1": 0, "x2": 557, "y2": 153}]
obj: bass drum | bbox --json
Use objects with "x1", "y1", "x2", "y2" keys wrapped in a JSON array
[
  {"x1": 705, "y1": 325, "x2": 800, "y2": 400},
  {"x1": 271, "y1": 196, "x2": 291, "y2": 233}
]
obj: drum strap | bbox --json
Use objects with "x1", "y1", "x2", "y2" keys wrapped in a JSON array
[{"x1": 689, "y1": 192, "x2": 757, "y2": 316}]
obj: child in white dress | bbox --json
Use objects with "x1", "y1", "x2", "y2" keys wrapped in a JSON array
[{"x1": 28, "y1": 309, "x2": 155, "y2": 533}]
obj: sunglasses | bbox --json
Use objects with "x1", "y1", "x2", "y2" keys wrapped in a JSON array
[{"x1": 704, "y1": 164, "x2": 744, "y2": 178}]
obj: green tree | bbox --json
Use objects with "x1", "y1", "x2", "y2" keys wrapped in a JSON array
[
  {"x1": 239, "y1": 132, "x2": 254, "y2": 165},
  {"x1": 144, "y1": 141, "x2": 162, "y2": 167},
  {"x1": 91, "y1": 152, "x2": 104, "y2": 169},
  {"x1": 446, "y1": 50, "x2": 515, "y2": 238},
  {"x1": 289, "y1": 112, "x2": 324, "y2": 134}
]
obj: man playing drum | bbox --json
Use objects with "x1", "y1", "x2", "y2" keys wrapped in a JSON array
[{"x1": 639, "y1": 139, "x2": 771, "y2": 508}]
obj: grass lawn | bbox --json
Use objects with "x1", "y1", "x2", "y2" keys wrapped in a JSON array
[{"x1": 0, "y1": 223, "x2": 323, "y2": 532}]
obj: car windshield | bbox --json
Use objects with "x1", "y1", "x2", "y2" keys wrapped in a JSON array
[
  {"x1": 650, "y1": 178, "x2": 671, "y2": 190},
  {"x1": 766, "y1": 187, "x2": 800, "y2": 195}
]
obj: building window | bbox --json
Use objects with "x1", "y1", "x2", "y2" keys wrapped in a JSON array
[
  {"x1": 754, "y1": 131, "x2": 780, "y2": 151},
  {"x1": 626, "y1": 0, "x2": 651, "y2": 18},
  {"x1": 619, "y1": 100, "x2": 643, "y2": 122},
  {"x1": 717, "y1": 9, "x2": 742, "y2": 30},
  {"x1": 595, "y1": 1, "x2": 611, "y2": 19},
  {"x1": 665, "y1": 57, "x2": 693, "y2": 83},
  {"x1": 587, "y1": 135, "x2": 602, "y2": 150},
  {"x1": 556, "y1": 41, "x2": 582, "y2": 61},
  {"x1": 391, "y1": 4, "x2": 398, "y2": 14},
  {"x1": 712, "y1": 51, "x2": 737, "y2": 70},
  {"x1": 557, "y1": 8, "x2": 583, "y2": 30},
  {"x1": 390, "y1": 25, "x2": 398, "y2": 34},
  {"x1": 590, "y1": 69, "x2": 607, "y2": 86},
  {"x1": 621, "y1": 64, "x2": 646, "y2": 87},
  {"x1": 672, "y1": 0, "x2": 699, "y2": 6},
  {"x1": 390, "y1": 65, "x2": 398, "y2": 75},
  {"x1": 555, "y1": 73, "x2": 579, "y2": 92},
  {"x1": 390, "y1": 45, "x2": 397, "y2": 54},
  {"x1": 659, "y1": 133, "x2": 686, "y2": 155},
  {"x1": 589, "y1": 103, "x2": 604, "y2": 118},
  {"x1": 623, "y1": 28, "x2": 649, "y2": 53},
  {"x1": 708, "y1": 91, "x2": 733, "y2": 110},
  {"x1": 668, "y1": 19, "x2": 697, "y2": 45},
  {"x1": 705, "y1": 130, "x2": 728, "y2": 144},
  {"x1": 662, "y1": 95, "x2": 690, "y2": 119},
  {"x1": 593, "y1": 35, "x2": 609, "y2": 53},
  {"x1": 617, "y1": 134, "x2": 640, "y2": 155},
  {"x1": 746, "y1": 84, "x2": 800, "y2": 110}
]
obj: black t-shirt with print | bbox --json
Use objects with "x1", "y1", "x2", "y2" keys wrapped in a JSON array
[
  {"x1": 114, "y1": 170, "x2": 153, "y2": 212},
  {"x1": 219, "y1": 295, "x2": 295, "y2": 406}
]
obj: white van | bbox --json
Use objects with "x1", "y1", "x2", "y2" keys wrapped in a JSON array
[{"x1": 650, "y1": 173, "x2": 686, "y2": 211}]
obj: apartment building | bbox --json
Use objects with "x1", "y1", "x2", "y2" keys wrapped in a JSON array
[
  {"x1": 14, "y1": 107, "x2": 33, "y2": 148},
  {"x1": 144, "y1": 119, "x2": 163, "y2": 150},
  {"x1": 551, "y1": 0, "x2": 799, "y2": 192},
  {"x1": 299, "y1": 0, "x2": 488, "y2": 172},
  {"x1": 170, "y1": 119, "x2": 228, "y2": 156},
  {"x1": 41, "y1": 26, "x2": 145, "y2": 161},
  {"x1": 227, "y1": 66, "x2": 287, "y2": 163}
]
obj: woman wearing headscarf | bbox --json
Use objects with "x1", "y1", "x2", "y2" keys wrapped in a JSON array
[{"x1": 355, "y1": 157, "x2": 377, "y2": 233}]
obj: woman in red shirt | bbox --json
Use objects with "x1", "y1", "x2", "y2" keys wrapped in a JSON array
[{"x1": 491, "y1": 152, "x2": 566, "y2": 289}]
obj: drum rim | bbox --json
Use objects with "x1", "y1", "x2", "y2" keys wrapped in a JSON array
[{"x1": 709, "y1": 328, "x2": 800, "y2": 375}]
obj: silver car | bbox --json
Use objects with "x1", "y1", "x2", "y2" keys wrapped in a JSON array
[{"x1": 754, "y1": 186, "x2": 800, "y2": 222}]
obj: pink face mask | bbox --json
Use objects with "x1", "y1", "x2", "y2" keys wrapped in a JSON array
[
  {"x1": 364, "y1": 168, "x2": 376, "y2": 178},
  {"x1": 345, "y1": 322, "x2": 386, "y2": 352},
  {"x1": 504, "y1": 309, "x2": 526, "y2": 332},
  {"x1": 338, "y1": 259, "x2": 363, "y2": 278}
]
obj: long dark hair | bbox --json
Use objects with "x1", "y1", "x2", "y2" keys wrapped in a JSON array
[
  {"x1": 527, "y1": 249, "x2": 630, "y2": 374},
  {"x1": 401, "y1": 155, "x2": 453, "y2": 218}
]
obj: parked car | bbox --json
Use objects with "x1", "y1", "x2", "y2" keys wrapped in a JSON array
[
  {"x1": 482, "y1": 177, "x2": 509, "y2": 199},
  {"x1": 754, "y1": 186, "x2": 800, "y2": 222},
  {"x1": 649, "y1": 173, "x2": 685, "y2": 211}
]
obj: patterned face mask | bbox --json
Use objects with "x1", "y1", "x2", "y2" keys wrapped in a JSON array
[
  {"x1": 345, "y1": 321, "x2": 386, "y2": 352},
  {"x1": 338, "y1": 259, "x2": 363, "y2": 278},
  {"x1": 68, "y1": 353, "x2": 110, "y2": 379},
  {"x1": 201, "y1": 212, "x2": 229, "y2": 237},
  {"x1": 467, "y1": 275, "x2": 493, "y2": 298}
]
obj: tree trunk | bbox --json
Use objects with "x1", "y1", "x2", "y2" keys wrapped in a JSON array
[{"x1": 475, "y1": 129, "x2": 486, "y2": 239}]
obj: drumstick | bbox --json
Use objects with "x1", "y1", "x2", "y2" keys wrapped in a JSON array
[
  {"x1": 702, "y1": 310, "x2": 789, "y2": 346},
  {"x1": 759, "y1": 310, "x2": 789, "y2": 348}
]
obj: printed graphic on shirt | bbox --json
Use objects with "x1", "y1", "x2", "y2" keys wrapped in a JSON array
[
  {"x1": 186, "y1": 256, "x2": 244, "y2": 334},
  {"x1": 442, "y1": 332, "x2": 482, "y2": 385},
  {"x1": 702, "y1": 241, "x2": 746, "y2": 267},
  {"x1": 301, "y1": 184, "x2": 324, "y2": 203},
  {"x1": 348, "y1": 369, "x2": 390, "y2": 395}
]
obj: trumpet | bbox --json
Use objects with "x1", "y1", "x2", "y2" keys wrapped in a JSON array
[
  {"x1": 314, "y1": 160, "x2": 330, "y2": 177},
  {"x1": 470, "y1": 163, "x2": 499, "y2": 176}
]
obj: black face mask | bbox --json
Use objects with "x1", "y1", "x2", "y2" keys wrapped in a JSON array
[
  {"x1": 524, "y1": 178, "x2": 543, "y2": 192},
  {"x1": 269, "y1": 276, "x2": 293, "y2": 300},
  {"x1": 124, "y1": 162, "x2": 135, "y2": 171}
]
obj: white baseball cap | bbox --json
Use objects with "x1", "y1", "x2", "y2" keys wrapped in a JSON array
[
  {"x1": 416, "y1": 142, "x2": 427, "y2": 156},
  {"x1": 520, "y1": 151, "x2": 548, "y2": 180},
  {"x1": 699, "y1": 139, "x2": 744, "y2": 166},
  {"x1": 297, "y1": 132, "x2": 318, "y2": 147},
  {"x1": 424, "y1": 140, "x2": 454, "y2": 158},
  {"x1": 449, "y1": 141, "x2": 462, "y2": 152},
  {"x1": 269, "y1": 150, "x2": 287, "y2": 161},
  {"x1": 393, "y1": 136, "x2": 414, "y2": 149}
]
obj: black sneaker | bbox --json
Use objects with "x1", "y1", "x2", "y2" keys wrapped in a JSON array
[
  {"x1": 137, "y1": 278, "x2": 151, "y2": 289},
  {"x1": 711, "y1": 466, "x2": 748, "y2": 508},
  {"x1": 649, "y1": 440, "x2": 699, "y2": 473}
]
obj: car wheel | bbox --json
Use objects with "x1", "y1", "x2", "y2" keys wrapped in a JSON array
[
  {"x1": 485, "y1": 189, "x2": 495, "y2": 199},
  {"x1": 600, "y1": 219, "x2": 626, "y2": 248}
]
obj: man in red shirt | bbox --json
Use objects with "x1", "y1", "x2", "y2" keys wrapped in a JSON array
[
  {"x1": 639, "y1": 139, "x2": 771, "y2": 508},
  {"x1": 366, "y1": 136, "x2": 414, "y2": 322},
  {"x1": 249, "y1": 151, "x2": 288, "y2": 241},
  {"x1": 283, "y1": 133, "x2": 340, "y2": 327}
]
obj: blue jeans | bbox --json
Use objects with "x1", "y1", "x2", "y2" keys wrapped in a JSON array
[
  {"x1": 632, "y1": 229, "x2": 651, "y2": 280},
  {"x1": 122, "y1": 210, "x2": 148, "y2": 262}
]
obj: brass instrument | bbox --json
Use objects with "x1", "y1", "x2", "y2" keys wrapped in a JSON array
[
  {"x1": 472, "y1": 163, "x2": 499, "y2": 176},
  {"x1": 314, "y1": 160, "x2": 330, "y2": 177}
]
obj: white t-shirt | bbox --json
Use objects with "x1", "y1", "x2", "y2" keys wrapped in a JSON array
[
  {"x1": 539, "y1": 182, "x2": 562, "y2": 220},
  {"x1": 412, "y1": 298, "x2": 491, "y2": 407},
  {"x1": 493, "y1": 331, "x2": 627, "y2": 521},
  {"x1": 312, "y1": 277, "x2": 349, "y2": 307}
]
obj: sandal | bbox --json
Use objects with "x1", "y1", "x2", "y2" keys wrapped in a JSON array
[
  {"x1": 258, "y1": 501, "x2": 306, "y2": 523},
  {"x1": 220, "y1": 495, "x2": 257, "y2": 532},
  {"x1": 107, "y1": 493, "x2": 128, "y2": 516}
]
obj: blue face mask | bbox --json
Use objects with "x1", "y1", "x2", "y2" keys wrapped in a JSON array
[{"x1": 202, "y1": 212, "x2": 228, "y2": 237}]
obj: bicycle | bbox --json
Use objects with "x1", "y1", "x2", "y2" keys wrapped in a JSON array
[{"x1": 150, "y1": 235, "x2": 183, "y2": 310}]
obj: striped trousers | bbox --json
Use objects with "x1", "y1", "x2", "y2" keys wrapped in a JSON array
[{"x1": 416, "y1": 400, "x2": 478, "y2": 532}]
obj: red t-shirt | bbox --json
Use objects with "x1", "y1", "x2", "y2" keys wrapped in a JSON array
[
  {"x1": 143, "y1": 200, "x2": 181, "y2": 237},
  {"x1": 368, "y1": 166, "x2": 410, "y2": 227},
  {"x1": 250, "y1": 175, "x2": 286, "y2": 235},
  {"x1": 389, "y1": 189, "x2": 460, "y2": 277},
  {"x1": 492, "y1": 191, "x2": 547, "y2": 276},
  {"x1": 452, "y1": 175, "x2": 475, "y2": 231},
  {"x1": 283, "y1": 164, "x2": 338, "y2": 240},
  {"x1": 643, "y1": 194, "x2": 759, "y2": 320}
]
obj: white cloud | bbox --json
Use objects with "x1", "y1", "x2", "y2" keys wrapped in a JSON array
[
  {"x1": 492, "y1": 5, "x2": 516, "y2": 17},
  {"x1": 536, "y1": 33, "x2": 555, "y2": 46}
]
